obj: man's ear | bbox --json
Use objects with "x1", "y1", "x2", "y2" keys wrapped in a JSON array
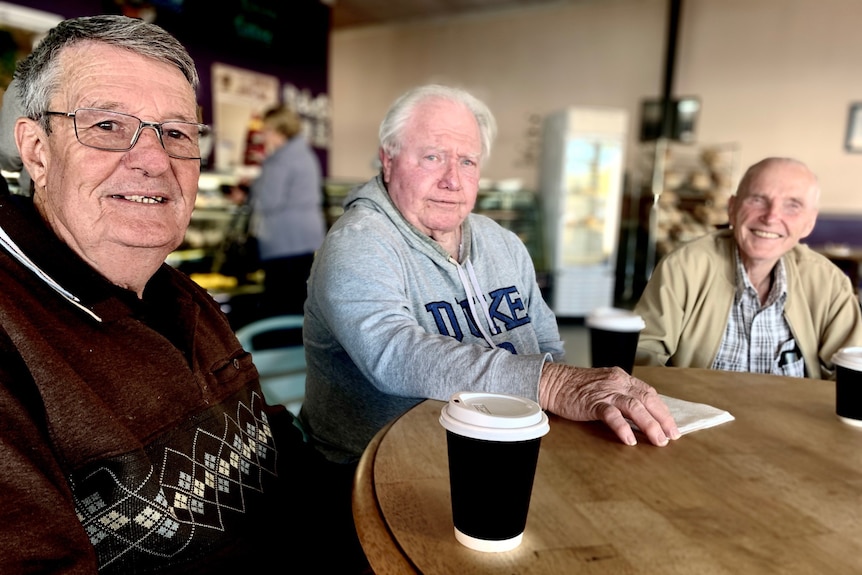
[
  {"x1": 379, "y1": 148, "x2": 391, "y2": 183},
  {"x1": 726, "y1": 194, "x2": 736, "y2": 228},
  {"x1": 800, "y1": 209, "x2": 818, "y2": 240},
  {"x1": 16, "y1": 117, "x2": 47, "y2": 190}
]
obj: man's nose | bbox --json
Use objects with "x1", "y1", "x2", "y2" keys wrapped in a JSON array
[
  {"x1": 761, "y1": 200, "x2": 780, "y2": 220},
  {"x1": 125, "y1": 124, "x2": 172, "y2": 174},
  {"x1": 134, "y1": 124, "x2": 166, "y2": 152},
  {"x1": 439, "y1": 160, "x2": 462, "y2": 190}
]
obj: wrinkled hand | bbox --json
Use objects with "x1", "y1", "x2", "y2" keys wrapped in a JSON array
[{"x1": 539, "y1": 363, "x2": 680, "y2": 447}]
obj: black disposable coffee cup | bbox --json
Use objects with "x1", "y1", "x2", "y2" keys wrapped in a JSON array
[
  {"x1": 439, "y1": 392, "x2": 550, "y2": 552},
  {"x1": 586, "y1": 308, "x2": 645, "y2": 374},
  {"x1": 831, "y1": 347, "x2": 862, "y2": 427}
]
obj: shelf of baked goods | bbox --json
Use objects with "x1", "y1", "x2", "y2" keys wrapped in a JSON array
[{"x1": 638, "y1": 141, "x2": 740, "y2": 257}]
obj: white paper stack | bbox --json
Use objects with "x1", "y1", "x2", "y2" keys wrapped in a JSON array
[{"x1": 659, "y1": 394, "x2": 735, "y2": 435}]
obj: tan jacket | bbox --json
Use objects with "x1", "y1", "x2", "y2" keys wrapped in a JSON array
[{"x1": 634, "y1": 230, "x2": 862, "y2": 379}]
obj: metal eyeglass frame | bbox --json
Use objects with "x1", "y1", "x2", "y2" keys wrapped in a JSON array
[{"x1": 43, "y1": 108, "x2": 210, "y2": 160}]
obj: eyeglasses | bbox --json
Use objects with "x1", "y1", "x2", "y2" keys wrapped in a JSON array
[{"x1": 43, "y1": 108, "x2": 211, "y2": 160}]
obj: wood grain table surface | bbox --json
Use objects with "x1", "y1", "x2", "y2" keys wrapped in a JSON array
[{"x1": 352, "y1": 365, "x2": 862, "y2": 574}]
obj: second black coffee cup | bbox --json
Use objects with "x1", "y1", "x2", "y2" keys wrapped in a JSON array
[{"x1": 586, "y1": 308, "x2": 645, "y2": 374}]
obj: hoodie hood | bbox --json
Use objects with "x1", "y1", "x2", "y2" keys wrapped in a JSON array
[
  {"x1": 343, "y1": 174, "x2": 473, "y2": 265},
  {"x1": 342, "y1": 174, "x2": 499, "y2": 345}
]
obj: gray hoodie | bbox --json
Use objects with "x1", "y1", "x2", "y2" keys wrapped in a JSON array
[{"x1": 299, "y1": 175, "x2": 565, "y2": 463}]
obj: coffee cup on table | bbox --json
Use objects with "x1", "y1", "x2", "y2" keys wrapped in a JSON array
[
  {"x1": 439, "y1": 391, "x2": 550, "y2": 552},
  {"x1": 586, "y1": 307, "x2": 645, "y2": 374},
  {"x1": 831, "y1": 346, "x2": 862, "y2": 427}
]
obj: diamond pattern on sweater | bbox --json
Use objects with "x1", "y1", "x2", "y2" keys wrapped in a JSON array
[{"x1": 71, "y1": 392, "x2": 278, "y2": 571}]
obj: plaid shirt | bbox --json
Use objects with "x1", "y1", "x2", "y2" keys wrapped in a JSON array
[{"x1": 712, "y1": 250, "x2": 805, "y2": 377}]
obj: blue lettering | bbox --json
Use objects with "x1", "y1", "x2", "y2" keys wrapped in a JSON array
[
  {"x1": 425, "y1": 301, "x2": 464, "y2": 341},
  {"x1": 497, "y1": 342, "x2": 517, "y2": 354},
  {"x1": 424, "y1": 284, "x2": 531, "y2": 346},
  {"x1": 488, "y1": 286, "x2": 530, "y2": 330},
  {"x1": 457, "y1": 299, "x2": 486, "y2": 339}
]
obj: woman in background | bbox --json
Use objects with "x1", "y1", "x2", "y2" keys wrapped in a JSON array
[{"x1": 249, "y1": 105, "x2": 326, "y2": 316}]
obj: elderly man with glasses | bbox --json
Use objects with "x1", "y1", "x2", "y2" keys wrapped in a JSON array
[{"x1": 0, "y1": 14, "x2": 336, "y2": 574}]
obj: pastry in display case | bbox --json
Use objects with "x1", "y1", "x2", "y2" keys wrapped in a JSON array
[
  {"x1": 474, "y1": 179, "x2": 545, "y2": 282},
  {"x1": 640, "y1": 141, "x2": 740, "y2": 258}
]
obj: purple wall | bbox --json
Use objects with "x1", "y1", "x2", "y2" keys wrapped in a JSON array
[{"x1": 17, "y1": 0, "x2": 331, "y2": 173}]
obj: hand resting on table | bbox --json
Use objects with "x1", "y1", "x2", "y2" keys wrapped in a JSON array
[{"x1": 539, "y1": 363, "x2": 681, "y2": 447}]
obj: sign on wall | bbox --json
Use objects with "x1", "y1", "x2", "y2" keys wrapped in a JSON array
[
  {"x1": 282, "y1": 83, "x2": 330, "y2": 150},
  {"x1": 212, "y1": 62, "x2": 331, "y2": 174},
  {"x1": 212, "y1": 62, "x2": 280, "y2": 173}
]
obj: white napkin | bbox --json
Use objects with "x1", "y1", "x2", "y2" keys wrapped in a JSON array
[{"x1": 658, "y1": 393, "x2": 735, "y2": 435}]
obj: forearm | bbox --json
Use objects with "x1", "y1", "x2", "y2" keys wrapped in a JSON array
[
  {"x1": 815, "y1": 277, "x2": 862, "y2": 378},
  {"x1": 633, "y1": 276, "x2": 678, "y2": 367},
  {"x1": 332, "y1": 304, "x2": 546, "y2": 401}
]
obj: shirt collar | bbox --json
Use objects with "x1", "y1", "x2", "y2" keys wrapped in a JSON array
[{"x1": 733, "y1": 247, "x2": 788, "y2": 306}]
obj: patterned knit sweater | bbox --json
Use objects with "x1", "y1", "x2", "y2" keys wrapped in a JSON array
[{"x1": 0, "y1": 192, "x2": 309, "y2": 573}]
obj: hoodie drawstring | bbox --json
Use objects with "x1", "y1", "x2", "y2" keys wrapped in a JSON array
[{"x1": 454, "y1": 257, "x2": 499, "y2": 348}]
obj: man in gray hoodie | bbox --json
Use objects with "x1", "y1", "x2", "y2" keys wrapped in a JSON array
[
  {"x1": 300, "y1": 84, "x2": 679, "y2": 469},
  {"x1": 299, "y1": 86, "x2": 680, "y2": 570}
]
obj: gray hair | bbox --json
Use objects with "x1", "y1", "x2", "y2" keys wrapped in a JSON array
[
  {"x1": 378, "y1": 84, "x2": 497, "y2": 163},
  {"x1": 15, "y1": 15, "x2": 199, "y2": 126}
]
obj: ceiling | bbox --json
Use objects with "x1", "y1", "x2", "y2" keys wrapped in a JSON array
[{"x1": 328, "y1": 0, "x2": 567, "y2": 30}]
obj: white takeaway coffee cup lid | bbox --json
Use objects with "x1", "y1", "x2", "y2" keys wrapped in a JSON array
[
  {"x1": 439, "y1": 392, "x2": 549, "y2": 442},
  {"x1": 832, "y1": 346, "x2": 862, "y2": 371},
  {"x1": 586, "y1": 307, "x2": 645, "y2": 332}
]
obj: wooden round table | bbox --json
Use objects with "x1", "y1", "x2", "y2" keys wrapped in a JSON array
[{"x1": 353, "y1": 366, "x2": 862, "y2": 574}]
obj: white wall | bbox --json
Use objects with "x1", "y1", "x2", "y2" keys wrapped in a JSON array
[{"x1": 329, "y1": 0, "x2": 862, "y2": 214}]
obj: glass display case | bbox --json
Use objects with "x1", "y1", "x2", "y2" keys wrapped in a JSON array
[
  {"x1": 167, "y1": 173, "x2": 247, "y2": 275},
  {"x1": 539, "y1": 107, "x2": 628, "y2": 318},
  {"x1": 474, "y1": 186, "x2": 546, "y2": 282},
  {"x1": 165, "y1": 173, "x2": 264, "y2": 328}
]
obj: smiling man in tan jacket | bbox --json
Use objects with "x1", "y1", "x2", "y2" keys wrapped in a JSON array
[{"x1": 634, "y1": 157, "x2": 862, "y2": 379}]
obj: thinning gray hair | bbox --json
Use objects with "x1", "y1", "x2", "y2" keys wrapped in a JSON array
[
  {"x1": 378, "y1": 84, "x2": 497, "y2": 163},
  {"x1": 15, "y1": 15, "x2": 199, "y2": 127}
]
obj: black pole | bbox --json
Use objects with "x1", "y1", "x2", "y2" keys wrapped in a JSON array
[
  {"x1": 661, "y1": 0, "x2": 682, "y2": 138},
  {"x1": 643, "y1": 0, "x2": 684, "y2": 286}
]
